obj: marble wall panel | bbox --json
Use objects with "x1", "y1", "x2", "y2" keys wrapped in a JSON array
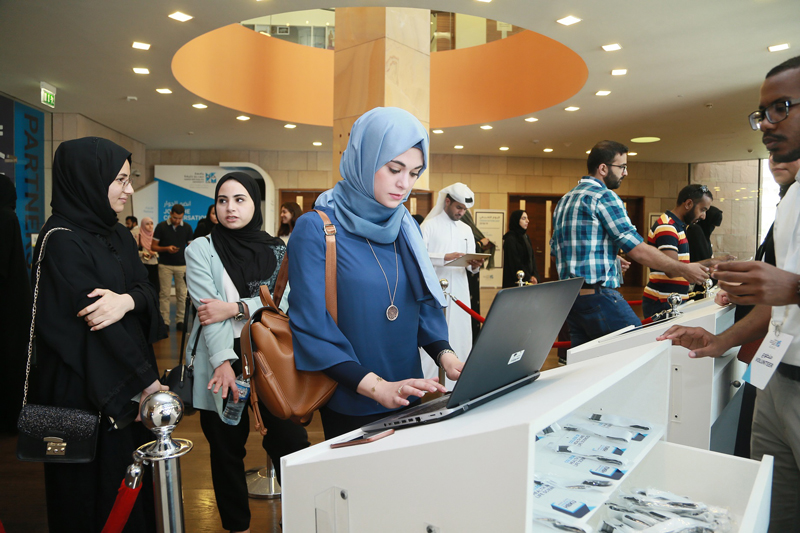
[
  {"x1": 335, "y1": 7, "x2": 386, "y2": 51},
  {"x1": 386, "y1": 8, "x2": 431, "y2": 54},
  {"x1": 384, "y1": 38, "x2": 430, "y2": 124}
]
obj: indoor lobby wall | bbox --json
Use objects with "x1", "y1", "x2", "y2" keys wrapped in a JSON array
[{"x1": 690, "y1": 160, "x2": 760, "y2": 262}]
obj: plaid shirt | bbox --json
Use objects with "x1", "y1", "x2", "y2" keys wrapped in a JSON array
[{"x1": 550, "y1": 177, "x2": 643, "y2": 288}]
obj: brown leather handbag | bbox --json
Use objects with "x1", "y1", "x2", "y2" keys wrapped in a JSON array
[{"x1": 241, "y1": 210, "x2": 338, "y2": 428}]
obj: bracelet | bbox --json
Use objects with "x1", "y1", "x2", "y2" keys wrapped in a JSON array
[
  {"x1": 371, "y1": 376, "x2": 383, "y2": 393},
  {"x1": 436, "y1": 349, "x2": 456, "y2": 368}
]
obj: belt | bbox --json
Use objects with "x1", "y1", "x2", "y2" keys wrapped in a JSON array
[
  {"x1": 778, "y1": 363, "x2": 800, "y2": 382},
  {"x1": 579, "y1": 282, "x2": 604, "y2": 296}
]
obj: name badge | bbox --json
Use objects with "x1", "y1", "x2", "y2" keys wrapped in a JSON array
[{"x1": 743, "y1": 330, "x2": 792, "y2": 390}]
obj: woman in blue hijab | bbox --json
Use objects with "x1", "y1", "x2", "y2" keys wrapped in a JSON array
[{"x1": 289, "y1": 107, "x2": 464, "y2": 438}]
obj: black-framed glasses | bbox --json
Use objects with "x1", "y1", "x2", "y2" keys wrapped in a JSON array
[
  {"x1": 607, "y1": 163, "x2": 627, "y2": 172},
  {"x1": 748, "y1": 98, "x2": 800, "y2": 130}
]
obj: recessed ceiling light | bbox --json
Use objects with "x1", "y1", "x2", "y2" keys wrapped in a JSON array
[
  {"x1": 284, "y1": 124, "x2": 297, "y2": 129},
  {"x1": 595, "y1": 90, "x2": 611, "y2": 96},
  {"x1": 628, "y1": 152, "x2": 638, "y2": 156},
  {"x1": 499, "y1": 147, "x2": 509, "y2": 151},
  {"x1": 480, "y1": 125, "x2": 493, "y2": 130},
  {"x1": 524, "y1": 117, "x2": 539, "y2": 122},
  {"x1": 586, "y1": 150, "x2": 591, "y2": 154},
  {"x1": 169, "y1": 12, "x2": 193, "y2": 22},
  {"x1": 611, "y1": 69, "x2": 628, "y2": 76},
  {"x1": 132, "y1": 68, "x2": 149, "y2": 75},
  {"x1": 565, "y1": 106, "x2": 580, "y2": 112},
  {"x1": 192, "y1": 103, "x2": 207, "y2": 109},
  {"x1": 602, "y1": 43, "x2": 622, "y2": 52},
  {"x1": 476, "y1": 0, "x2": 492, "y2": 3},
  {"x1": 237, "y1": 115, "x2": 251, "y2": 121},
  {"x1": 132, "y1": 42, "x2": 151, "y2": 50},
  {"x1": 312, "y1": 142, "x2": 322, "y2": 146},
  {"x1": 454, "y1": 145, "x2": 464, "y2": 150},
  {"x1": 156, "y1": 88, "x2": 172, "y2": 94},
  {"x1": 432, "y1": 129, "x2": 444, "y2": 134},
  {"x1": 769, "y1": 43, "x2": 790, "y2": 52},
  {"x1": 543, "y1": 148, "x2": 554, "y2": 153},
  {"x1": 631, "y1": 137, "x2": 660, "y2": 143},
  {"x1": 557, "y1": 16, "x2": 581, "y2": 26}
]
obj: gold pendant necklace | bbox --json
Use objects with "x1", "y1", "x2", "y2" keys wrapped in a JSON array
[{"x1": 366, "y1": 239, "x2": 399, "y2": 321}]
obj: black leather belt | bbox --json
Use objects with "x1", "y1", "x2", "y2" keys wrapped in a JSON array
[
  {"x1": 778, "y1": 363, "x2": 800, "y2": 382},
  {"x1": 581, "y1": 282, "x2": 603, "y2": 292}
]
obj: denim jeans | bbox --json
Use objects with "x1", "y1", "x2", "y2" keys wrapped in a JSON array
[{"x1": 566, "y1": 288, "x2": 640, "y2": 348}]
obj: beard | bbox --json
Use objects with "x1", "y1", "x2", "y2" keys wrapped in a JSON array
[{"x1": 604, "y1": 174, "x2": 622, "y2": 190}]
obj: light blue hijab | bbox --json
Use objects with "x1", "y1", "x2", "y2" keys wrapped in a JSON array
[{"x1": 316, "y1": 107, "x2": 447, "y2": 308}]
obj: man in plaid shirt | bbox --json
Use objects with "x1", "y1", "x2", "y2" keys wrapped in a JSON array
[{"x1": 551, "y1": 140, "x2": 709, "y2": 349}]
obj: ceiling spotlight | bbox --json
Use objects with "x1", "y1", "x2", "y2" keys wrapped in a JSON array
[
  {"x1": 524, "y1": 117, "x2": 538, "y2": 122},
  {"x1": 557, "y1": 16, "x2": 581, "y2": 26},
  {"x1": 586, "y1": 150, "x2": 591, "y2": 154},
  {"x1": 454, "y1": 145, "x2": 464, "y2": 150},
  {"x1": 499, "y1": 147, "x2": 509, "y2": 151},
  {"x1": 132, "y1": 42, "x2": 151, "y2": 50},
  {"x1": 543, "y1": 148, "x2": 554, "y2": 153},
  {"x1": 628, "y1": 152, "x2": 638, "y2": 156},
  {"x1": 631, "y1": 137, "x2": 660, "y2": 143},
  {"x1": 237, "y1": 115, "x2": 251, "y2": 121},
  {"x1": 169, "y1": 12, "x2": 193, "y2": 22},
  {"x1": 480, "y1": 125, "x2": 493, "y2": 130},
  {"x1": 192, "y1": 103, "x2": 207, "y2": 109},
  {"x1": 565, "y1": 106, "x2": 580, "y2": 112},
  {"x1": 476, "y1": 0, "x2": 492, "y2": 3},
  {"x1": 156, "y1": 88, "x2": 172, "y2": 94},
  {"x1": 595, "y1": 90, "x2": 611, "y2": 96},
  {"x1": 602, "y1": 43, "x2": 622, "y2": 52},
  {"x1": 611, "y1": 69, "x2": 628, "y2": 76},
  {"x1": 769, "y1": 43, "x2": 790, "y2": 52},
  {"x1": 284, "y1": 124, "x2": 297, "y2": 129},
  {"x1": 312, "y1": 142, "x2": 322, "y2": 146},
  {"x1": 132, "y1": 68, "x2": 149, "y2": 75},
  {"x1": 432, "y1": 129, "x2": 444, "y2": 134}
]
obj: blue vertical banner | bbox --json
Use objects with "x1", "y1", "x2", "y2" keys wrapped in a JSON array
[{"x1": 14, "y1": 102, "x2": 44, "y2": 265}]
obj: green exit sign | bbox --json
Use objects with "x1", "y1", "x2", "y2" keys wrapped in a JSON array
[{"x1": 40, "y1": 82, "x2": 56, "y2": 108}]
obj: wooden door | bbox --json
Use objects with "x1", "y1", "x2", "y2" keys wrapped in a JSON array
[
  {"x1": 619, "y1": 196, "x2": 645, "y2": 286},
  {"x1": 507, "y1": 195, "x2": 561, "y2": 281}
]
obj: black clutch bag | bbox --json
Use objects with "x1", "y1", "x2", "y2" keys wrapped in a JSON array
[
  {"x1": 17, "y1": 405, "x2": 99, "y2": 463},
  {"x1": 160, "y1": 297, "x2": 197, "y2": 415},
  {"x1": 16, "y1": 227, "x2": 100, "y2": 463}
]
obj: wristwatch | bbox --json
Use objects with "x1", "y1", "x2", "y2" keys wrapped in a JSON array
[{"x1": 234, "y1": 301, "x2": 245, "y2": 321}]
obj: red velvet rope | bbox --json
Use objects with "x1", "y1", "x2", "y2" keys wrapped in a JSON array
[
  {"x1": 101, "y1": 481, "x2": 142, "y2": 533},
  {"x1": 452, "y1": 295, "x2": 645, "y2": 351}
]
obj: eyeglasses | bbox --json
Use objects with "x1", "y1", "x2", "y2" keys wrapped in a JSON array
[
  {"x1": 748, "y1": 98, "x2": 800, "y2": 130},
  {"x1": 607, "y1": 163, "x2": 627, "y2": 172},
  {"x1": 113, "y1": 176, "x2": 133, "y2": 189}
]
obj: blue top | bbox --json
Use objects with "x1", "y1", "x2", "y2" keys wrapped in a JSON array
[
  {"x1": 289, "y1": 207, "x2": 449, "y2": 416},
  {"x1": 550, "y1": 177, "x2": 643, "y2": 288}
]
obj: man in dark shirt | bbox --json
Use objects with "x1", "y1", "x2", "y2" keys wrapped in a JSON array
[{"x1": 152, "y1": 204, "x2": 193, "y2": 329}]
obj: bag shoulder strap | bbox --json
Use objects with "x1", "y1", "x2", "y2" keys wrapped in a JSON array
[
  {"x1": 22, "y1": 227, "x2": 73, "y2": 409},
  {"x1": 314, "y1": 209, "x2": 338, "y2": 324}
]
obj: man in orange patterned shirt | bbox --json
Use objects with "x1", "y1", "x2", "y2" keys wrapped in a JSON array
[{"x1": 642, "y1": 184, "x2": 716, "y2": 318}]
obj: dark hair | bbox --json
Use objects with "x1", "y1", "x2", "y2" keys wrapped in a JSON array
[
  {"x1": 125, "y1": 216, "x2": 137, "y2": 224},
  {"x1": 766, "y1": 55, "x2": 800, "y2": 79},
  {"x1": 587, "y1": 140, "x2": 628, "y2": 175},
  {"x1": 678, "y1": 184, "x2": 713, "y2": 205},
  {"x1": 170, "y1": 204, "x2": 185, "y2": 215},
  {"x1": 278, "y1": 201, "x2": 302, "y2": 237}
]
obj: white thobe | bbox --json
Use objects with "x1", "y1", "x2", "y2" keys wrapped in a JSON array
[{"x1": 420, "y1": 211, "x2": 479, "y2": 388}]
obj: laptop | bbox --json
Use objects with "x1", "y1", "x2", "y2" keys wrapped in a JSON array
[{"x1": 361, "y1": 277, "x2": 583, "y2": 432}]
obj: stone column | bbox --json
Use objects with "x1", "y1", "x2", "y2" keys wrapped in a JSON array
[{"x1": 333, "y1": 7, "x2": 431, "y2": 189}]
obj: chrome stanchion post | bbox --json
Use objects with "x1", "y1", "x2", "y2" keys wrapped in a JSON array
[
  {"x1": 246, "y1": 455, "x2": 281, "y2": 499},
  {"x1": 516, "y1": 270, "x2": 525, "y2": 287},
  {"x1": 666, "y1": 293, "x2": 683, "y2": 319},
  {"x1": 137, "y1": 391, "x2": 194, "y2": 533}
]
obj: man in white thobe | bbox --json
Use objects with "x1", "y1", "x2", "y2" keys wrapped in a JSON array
[{"x1": 420, "y1": 183, "x2": 483, "y2": 387}]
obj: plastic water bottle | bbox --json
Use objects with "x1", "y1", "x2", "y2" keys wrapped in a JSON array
[{"x1": 220, "y1": 376, "x2": 250, "y2": 425}]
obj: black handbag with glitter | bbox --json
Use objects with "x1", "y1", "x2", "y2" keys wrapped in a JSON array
[{"x1": 16, "y1": 227, "x2": 100, "y2": 463}]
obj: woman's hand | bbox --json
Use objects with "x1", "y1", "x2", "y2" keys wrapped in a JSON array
[
  {"x1": 197, "y1": 298, "x2": 240, "y2": 326},
  {"x1": 440, "y1": 351, "x2": 465, "y2": 381},
  {"x1": 714, "y1": 290, "x2": 730, "y2": 306},
  {"x1": 136, "y1": 379, "x2": 169, "y2": 422},
  {"x1": 78, "y1": 288, "x2": 135, "y2": 331},
  {"x1": 529, "y1": 276, "x2": 538, "y2": 285},
  {"x1": 357, "y1": 373, "x2": 447, "y2": 409},
  {"x1": 208, "y1": 360, "x2": 239, "y2": 402}
]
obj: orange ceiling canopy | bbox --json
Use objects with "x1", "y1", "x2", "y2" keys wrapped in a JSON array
[{"x1": 172, "y1": 23, "x2": 586, "y2": 128}]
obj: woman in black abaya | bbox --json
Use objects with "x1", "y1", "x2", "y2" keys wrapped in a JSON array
[
  {"x1": 502, "y1": 209, "x2": 539, "y2": 288},
  {"x1": 33, "y1": 137, "x2": 166, "y2": 532}
]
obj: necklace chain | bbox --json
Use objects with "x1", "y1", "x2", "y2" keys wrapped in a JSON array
[{"x1": 366, "y1": 238, "x2": 399, "y2": 321}]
